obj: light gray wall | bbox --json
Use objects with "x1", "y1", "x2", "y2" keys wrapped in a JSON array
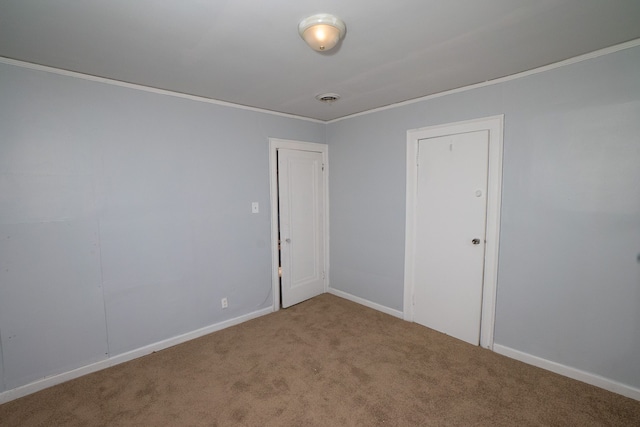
[
  {"x1": 327, "y1": 46, "x2": 640, "y2": 389},
  {"x1": 1, "y1": 45, "x2": 639, "y2": 397},
  {"x1": 0, "y1": 62, "x2": 324, "y2": 392}
]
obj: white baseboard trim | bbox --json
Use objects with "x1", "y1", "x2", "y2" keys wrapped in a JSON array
[
  {"x1": 493, "y1": 344, "x2": 640, "y2": 401},
  {"x1": 328, "y1": 288, "x2": 404, "y2": 319},
  {"x1": 0, "y1": 306, "x2": 274, "y2": 404}
]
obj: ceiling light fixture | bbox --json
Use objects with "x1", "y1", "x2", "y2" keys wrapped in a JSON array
[{"x1": 298, "y1": 13, "x2": 346, "y2": 52}]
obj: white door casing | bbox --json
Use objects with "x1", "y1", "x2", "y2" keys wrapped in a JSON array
[
  {"x1": 269, "y1": 138, "x2": 329, "y2": 310},
  {"x1": 413, "y1": 131, "x2": 489, "y2": 345},
  {"x1": 404, "y1": 116, "x2": 503, "y2": 349}
]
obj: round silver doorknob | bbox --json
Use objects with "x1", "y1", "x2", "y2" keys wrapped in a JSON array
[
  {"x1": 285, "y1": 238, "x2": 291, "y2": 243},
  {"x1": 472, "y1": 238, "x2": 481, "y2": 245}
]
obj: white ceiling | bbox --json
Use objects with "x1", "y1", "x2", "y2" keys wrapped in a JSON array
[{"x1": 1, "y1": 1, "x2": 639, "y2": 121}]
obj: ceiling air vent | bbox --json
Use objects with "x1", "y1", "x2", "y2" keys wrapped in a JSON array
[{"x1": 315, "y1": 93, "x2": 341, "y2": 103}]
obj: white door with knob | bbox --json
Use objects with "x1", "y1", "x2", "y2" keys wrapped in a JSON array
[
  {"x1": 413, "y1": 130, "x2": 490, "y2": 345},
  {"x1": 277, "y1": 148, "x2": 326, "y2": 308}
]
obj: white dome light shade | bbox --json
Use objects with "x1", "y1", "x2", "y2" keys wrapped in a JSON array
[{"x1": 298, "y1": 14, "x2": 346, "y2": 52}]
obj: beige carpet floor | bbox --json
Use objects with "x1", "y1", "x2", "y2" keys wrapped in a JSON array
[{"x1": 1, "y1": 293, "x2": 639, "y2": 426}]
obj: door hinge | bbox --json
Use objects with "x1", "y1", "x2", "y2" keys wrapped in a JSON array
[{"x1": 322, "y1": 163, "x2": 325, "y2": 171}]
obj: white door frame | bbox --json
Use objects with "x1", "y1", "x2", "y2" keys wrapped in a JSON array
[
  {"x1": 269, "y1": 138, "x2": 329, "y2": 311},
  {"x1": 403, "y1": 115, "x2": 504, "y2": 349}
]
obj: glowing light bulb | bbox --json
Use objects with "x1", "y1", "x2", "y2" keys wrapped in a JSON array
[{"x1": 315, "y1": 28, "x2": 327, "y2": 42}]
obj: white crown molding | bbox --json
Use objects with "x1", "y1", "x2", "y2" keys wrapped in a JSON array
[
  {"x1": 328, "y1": 38, "x2": 640, "y2": 124},
  {"x1": 0, "y1": 57, "x2": 324, "y2": 124},
  {"x1": 1, "y1": 38, "x2": 639, "y2": 124}
]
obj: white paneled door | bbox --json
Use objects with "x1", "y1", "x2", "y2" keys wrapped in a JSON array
[
  {"x1": 278, "y1": 148, "x2": 326, "y2": 308},
  {"x1": 413, "y1": 131, "x2": 490, "y2": 345}
]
